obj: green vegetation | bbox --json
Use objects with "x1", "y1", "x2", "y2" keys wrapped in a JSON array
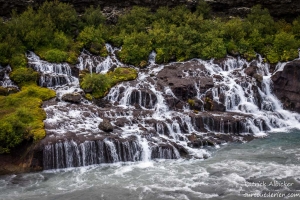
[
  {"x1": 1, "y1": 1, "x2": 300, "y2": 67},
  {"x1": 1, "y1": 1, "x2": 300, "y2": 153},
  {"x1": 188, "y1": 99, "x2": 195, "y2": 107},
  {"x1": 0, "y1": 85, "x2": 55, "y2": 153},
  {"x1": 110, "y1": 4, "x2": 300, "y2": 64},
  {"x1": 81, "y1": 67, "x2": 138, "y2": 98}
]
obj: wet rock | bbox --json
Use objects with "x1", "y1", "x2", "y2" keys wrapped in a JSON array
[
  {"x1": 253, "y1": 73, "x2": 263, "y2": 82},
  {"x1": 94, "y1": 98, "x2": 112, "y2": 108},
  {"x1": 213, "y1": 74, "x2": 224, "y2": 82},
  {"x1": 129, "y1": 89, "x2": 157, "y2": 109},
  {"x1": 188, "y1": 98, "x2": 204, "y2": 111},
  {"x1": 61, "y1": 92, "x2": 82, "y2": 103},
  {"x1": 212, "y1": 101, "x2": 226, "y2": 112},
  {"x1": 244, "y1": 65, "x2": 257, "y2": 77},
  {"x1": 272, "y1": 60, "x2": 300, "y2": 113},
  {"x1": 157, "y1": 60, "x2": 213, "y2": 101},
  {"x1": 114, "y1": 117, "x2": 131, "y2": 127},
  {"x1": 99, "y1": 119, "x2": 114, "y2": 132}
]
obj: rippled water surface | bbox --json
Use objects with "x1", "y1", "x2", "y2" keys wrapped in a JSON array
[{"x1": 1, "y1": 130, "x2": 300, "y2": 200}]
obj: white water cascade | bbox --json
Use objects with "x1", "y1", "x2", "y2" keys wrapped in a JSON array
[
  {"x1": 0, "y1": 65, "x2": 18, "y2": 88},
  {"x1": 25, "y1": 45, "x2": 300, "y2": 170}
]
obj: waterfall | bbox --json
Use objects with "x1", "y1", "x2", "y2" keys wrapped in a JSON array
[
  {"x1": 27, "y1": 52, "x2": 76, "y2": 88},
  {"x1": 24, "y1": 45, "x2": 300, "y2": 170},
  {"x1": 77, "y1": 44, "x2": 123, "y2": 73},
  {"x1": 0, "y1": 65, "x2": 18, "y2": 88}
]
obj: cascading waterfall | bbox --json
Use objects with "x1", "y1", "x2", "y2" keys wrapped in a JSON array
[
  {"x1": 26, "y1": 45, "x2": 300, "y2": 170},
  {"x1": 0, "y1": 65, "x2": 18, "y2": 88},
  {"x1": 27, "y1": 52, "x2": 76, "y2": 88}
]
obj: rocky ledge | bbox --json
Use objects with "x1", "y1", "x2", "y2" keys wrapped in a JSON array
[
  {"x1": 1, "y1": 0, "x2": 300, "y2": 20},
  {"x1": 272, "y1": 59, "x2": 300, "y2": 113},
  {"x1": 207, "y1": 0, "x2": 300, "y2": 20}
]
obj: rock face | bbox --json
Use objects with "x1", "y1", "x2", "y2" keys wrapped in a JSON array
[
  {"x1": 272, "y1": 60, "x2": 300, "y2": 113},
  {"x1": 207, "y1": 0, "x2": 300, "y2": 20},
  {"x1": 1, "y1": 0, "x2": 299, "y2": 20},
  {"x1": 0, "y1": 0, "x2": 197, "y2": 17}
]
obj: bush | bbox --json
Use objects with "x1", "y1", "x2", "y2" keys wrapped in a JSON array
[
  {"x1": 118, "y1": 32, "x2": 152, "y2": 66},
  {"x1": 42, "y1": 49, "x2": 68, "y2": 63},
  {"x1": 81, "y1": 73, "x2": 111, "y2": 98},
  {"x1": 78, "y1": 25, "x2": 108, "y2": 55},
  {"x1": 38, "y1": 0, "x2": 77, "y2": 34},
  {"x1": 80, "y1": 67, "x2": 138, "y2": 99},
  {"x1": 10, "y1": 68, "x2": 39, "y2": 85},
  {"x1": 9, "y1": 54, "x2": 27, "y2": 68},
  {"x1": 79, "y1": 6, "x2": 105, "y2": 28}
]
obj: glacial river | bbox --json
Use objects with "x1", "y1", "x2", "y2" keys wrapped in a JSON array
[{"x1": 1, "y1": 130, "x2": 300, "y2": 200}]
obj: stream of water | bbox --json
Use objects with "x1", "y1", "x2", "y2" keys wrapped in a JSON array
[{"x1": 1, "y1": 130, "x2": 299, "y2": 200}]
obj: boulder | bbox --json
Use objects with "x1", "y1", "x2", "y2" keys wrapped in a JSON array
[
  {"x1": 244, "y1": 65, "x2": 257, "y2": 77},
  {"x1": 271, "y1": 60, "x2": 300, "y2": 113},
  {"x1": 61, "y1": 92, "x2": 82, "y2": 103},
  {"x1": 99, "y1": 119, "x2": 114, "y2": 132}
]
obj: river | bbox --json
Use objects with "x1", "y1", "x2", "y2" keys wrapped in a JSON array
[{"x1": 1, "y1": 129, "x2": 299, "y2": 200}]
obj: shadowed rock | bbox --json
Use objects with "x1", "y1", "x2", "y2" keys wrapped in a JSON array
[{"x1": 272, "y1": 60, "x2": 300, "y2": 113}]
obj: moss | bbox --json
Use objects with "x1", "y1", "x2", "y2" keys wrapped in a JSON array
[
  {"x1": 81, "y1": 67, "x2": 138, "y2": 99},
  {"x1": 85, "y1": 93, "x2": 93, "y2": 101},
  {"x1": 205, "y1": 97, "x2": 213, "y2": 111},
  {"x1": 188, "y1": 99, "x2": 195, "y2": 107},
  {"x1": 0, "y1": 84, "x2": 55, "y2": 153}
]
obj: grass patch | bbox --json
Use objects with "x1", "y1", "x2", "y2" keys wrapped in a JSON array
[
  {"x1": 0, "y1": 84, "x2": 56, "y2": 154},
  {"x1": 80, "y1": 67, "x2": 138, "y2": 99}
]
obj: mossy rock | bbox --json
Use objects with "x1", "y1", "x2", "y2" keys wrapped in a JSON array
[{"x1": 80, "y1": 67, "x2": 138, "y2": 99}]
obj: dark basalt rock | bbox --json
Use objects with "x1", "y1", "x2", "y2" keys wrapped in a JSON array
[
  {"x1": 157, "y1": 60, "x2": 214, "y2": 101},
  {"x1": 61, "y1": 92, "x2": 82, "y2": 103},
  {"x1": 271, "y1": 60, "x2": 300, "y2": 113},
  {"x1": 207, "y1": 0, "x2": 300, "y2": 21},
  {"x1": 1, "y1": 0, "x2": 299, "y2": 21},
  {"x1": 0, "y1": 0, "x2": 197, "y2": 18},
  {"x1": 244, "y1": 65, "x2": 257, "y2": 77},
  {"x1": 99, "y1": 119, "x2": 114, "y2": 132}
]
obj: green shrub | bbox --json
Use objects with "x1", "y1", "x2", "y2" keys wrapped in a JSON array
[
  {"x1": 41, "y1": 49, "x2": 68, "y2": 63},
  {"x1": 10, "y1": 68, "x2": 39, "y2": 85},
  {"x1": 52, "y1": 31, "x2": 70, "y2": 51},
  {"x1": 79, "y1": 6, "x2": 105, "y2": 28},
  {"x1": 38, "y1": 0, "x2": 77, "y2": 34},
  {"x1": 195, "y1": 0, "x2": 211, "y2": 19},
  {"x1": 118, "y1": 32, "x2": 152, "y2": 66},
  {"x1": 266, "y1": 31, "x2": 299, "y2": 63},
  {"x1": 9, "y1": 54, "x2": 27, "y2": 68},
  {"x1": 81, "y1": 73, "x2": 111, "y2": 98},
  {"x1": 78, "y1": 25, "x2": 108, "y2": 55},
  {"x1": 81, "y1": 67, "x2": 138, "y2": 99}
]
